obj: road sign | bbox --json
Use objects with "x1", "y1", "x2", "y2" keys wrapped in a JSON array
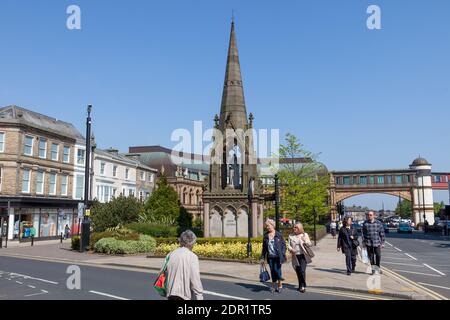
[
  {"x1": 85, "y1": 209, "x2": 91, "y2": 217},
  {"x1": 78, "y1": 203, "x2": 84, "y2": 219}
]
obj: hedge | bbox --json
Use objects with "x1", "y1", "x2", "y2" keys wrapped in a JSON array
[
  {"x1": 125, "y1": 223, "x2": 178, "y2": 238},
  {"x1": 94, "y1": 234, "x2": 156, "y2": 255},
  {"x1": 90, "y1": 230, "x2": 140, "y2": 249},
  {"x1": 71, "y1": 236, "x2": 80, "y2": 251},
  {"x1": 156, "y1": 237, "x2": 264, "y2": 245}
]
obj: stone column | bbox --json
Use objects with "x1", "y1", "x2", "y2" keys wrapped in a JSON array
[
  {"x1": 258, "y1": 203, "x2": 264, "y2": 236},
  {"x1": 203, "y1": 202, "x2": 210, "y2": 238}
]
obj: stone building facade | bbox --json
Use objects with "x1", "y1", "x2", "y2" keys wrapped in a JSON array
[{"x1": 0, "y1": 105, "x2": 83, "y2": 241}]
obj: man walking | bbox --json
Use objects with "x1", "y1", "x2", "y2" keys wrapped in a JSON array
[{"x1": 362, "y1": 211, "x2": 385, "y2": 275}]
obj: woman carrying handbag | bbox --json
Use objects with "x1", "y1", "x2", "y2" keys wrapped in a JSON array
[
  {"x1": 288, "y1": 223, "x2": 312, "y2": 293},
  {"x1": 337, "y1": 217, "x2": 359, "y2": 275}
]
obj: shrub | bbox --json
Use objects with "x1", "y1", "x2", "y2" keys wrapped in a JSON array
[
  {"x1": 71, "y1": 236, "x2": 80, "y2": 251},
  {"x1": 156, "y1": 237, "x2": 263, "y2": 245},
  {"x1": 91, "y1": 196, "x2": 143, "y2": 232},
  {"x1": 90, "y1": 229, "x2": 140, "y2": 249},
  {"x1": 94, "y1": 234, "x2": 156, "y2": 255},
  {"x1": 125, "y1": 223, "x2": 178, "y2": 238}
]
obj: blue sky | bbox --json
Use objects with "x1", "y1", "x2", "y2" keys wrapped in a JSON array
[{"x1": 1, "y1": 0, "x2": 450, "y2": 209}]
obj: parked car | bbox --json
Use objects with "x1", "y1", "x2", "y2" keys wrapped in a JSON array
[
  {"x1": 383, "y1": 223, "x2": 390, "y2": 234},
  {"x1": 397, "y1": 222, "x2": 413, "y2": 234}
]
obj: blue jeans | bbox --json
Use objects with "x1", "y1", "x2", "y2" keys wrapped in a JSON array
[{"x1": 268, "y1": 257, "x2": 282, "y2": 283}]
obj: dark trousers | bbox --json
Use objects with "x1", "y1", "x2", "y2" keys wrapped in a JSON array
[
  {"x1": 367, "y1": 245, "x2": 381, "y2": 268},
  {"x1": 295, "y1": 254, "x2": 307, "y2": 288},
  {"x1": 268, "y1": 257, "x2": 282, "y2": 283},
  {"x1": 344, "y1": 248, "x2": 357, "y2": 273}
]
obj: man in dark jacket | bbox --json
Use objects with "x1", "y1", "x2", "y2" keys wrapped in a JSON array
[
  {"x1": 363, "y1": 211, "x2": 385, "y2": 275},
  {"x1": 337, "y1": 217, "x2": 358, "y2": 275}
]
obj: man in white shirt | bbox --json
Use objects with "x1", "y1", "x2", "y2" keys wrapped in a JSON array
[{"x1": 165, "y1": 230, "x2": 204, "y2": 300}]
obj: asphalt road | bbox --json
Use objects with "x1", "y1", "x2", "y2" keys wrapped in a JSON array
[
  {"x1": 383, "y1": 230, "x2": 450, "y2": 299},
  {"x1": 0, "y1": 256, "x2": 385, "y2": 300}
]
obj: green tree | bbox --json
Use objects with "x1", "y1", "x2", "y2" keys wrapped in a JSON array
[
  {"x1": 143, "y1": 175, "x2": 180, "y2": 225},
  {"x1": 395, "y1": 199, "x2": 412, "y2": 219},
  {"x1": 434, "y1": 201, "x2": 445, "y2": 215},
  {"x1": 177, "y1": 205, "x2": 193, "y2": 235},
  {"x1": 277, "y1": 133, "x2": 330, "y2": 225},
  {"x1": 91, "y1": 196, "x2": 143, "y2": 232}
]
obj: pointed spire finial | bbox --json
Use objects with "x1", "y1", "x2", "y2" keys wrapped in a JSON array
[{"x1": 232, "y1": 9, "x2": 235, "y2": 23}]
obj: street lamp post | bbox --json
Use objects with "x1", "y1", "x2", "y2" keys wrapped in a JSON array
[
  {"x1": 274, "y1": 174, "x2": 280, "y2": 231},
  {"x1": 421, "y1": 176, "x2": 427, "y2": 232},
  {"x1": 80, "y1": 105, "x2": 92, "y2": 252},
  {"x1": 247, "y1": 178, "x2": 254, "y2": 258},
  {"x1": 313, "y1": 206, "x2": 317, "y2": 246}
]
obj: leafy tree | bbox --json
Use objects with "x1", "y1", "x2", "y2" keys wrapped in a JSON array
[
  {"x1": 91, "y1": 196, "x2": 143, "y2": 232},
  {"x1": 143, "y1": 175, "x2": 180, "y2": 225},
  {"x1": 395, "y1": 199, "x2": 412, "y2": 219},
  {"x1": 177, "y1": 206, "x2": 193, "y2": 235},
  {"x1": 434, "y1": 201, "x2": 445, "y2": 215},
  {"x1": 276, "y1": 133, "x2": 330, "y2": 225}
]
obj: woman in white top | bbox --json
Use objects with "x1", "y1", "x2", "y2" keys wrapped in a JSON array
[{"x1": 288, "y1": 223, "x2": 312, "y2": 293}]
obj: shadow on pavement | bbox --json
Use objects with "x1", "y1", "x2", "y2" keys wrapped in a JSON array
[{"x1": 312, "y1": 267, "x2": 347, "y2": 275}]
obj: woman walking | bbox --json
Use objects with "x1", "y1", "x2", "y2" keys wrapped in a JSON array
[
  {"x1": 261, "y1": 219, "x2": 287, "y2": 293},
  {"x1": 330, "y1": 221, "x2": 337, "y2": 239},
  {"x1": 288, "y1": 223, "x2": 312, "y2": 293},
  {"x1": 337, "y1": 217, "x2": 358, "y2": 275}
]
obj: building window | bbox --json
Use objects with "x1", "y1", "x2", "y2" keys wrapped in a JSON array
[
  {"x1": 49, "y1": 173, "x2": 57, "y2": 195},
  {"x1": 36, "y1": 171, "x2": 44, "y2": 194},
  {"x1": 75, "y1": 175, "x2": 84, "y2": 199},
  {"x1": 359, "y1": 176, "x2": 367, "y2": 185},
  {"x1": 125, "y1": 169, "x2": 129, "y2": 180},
  {"x1": 63, "y1": 146, "x2": 70, "y2": 163},
  {"x1": 24, "y1": 136, "x2": 34, "y2": 156},
  {"x1": 61, "y1": 175, "x2": 68, "y2": 196},
  {"x1": 377, "y1": 176, "x2": 384, "y2": 184},
  {"x1": 22, "y1": 169, "x2": 31, "y2": 193},
  {"x1": 446, "y1": 176, "x2": 449, "y2": 183},
  {"x1": 369, "y1": 176, "x2": 375, "y2": 184},
  {"x1": 100, "y1": 162, "x2": 106, "y2": 175},
  {"x1": 395, "y1": 175, "x2": 403, "y2": 184},
  {"x1": 386, "y1": 176, "x2": 392, "y2": 184},
  {"x1": 51, "y1": 143, "x2": 59, "y2": 161},
  {"x1": 343, "y1": 176, "x2": 350, "y2": 185},
  {"x1": 150, "y1": 173, "x2": 154, "y2": 183},
  {"x1": 77, "y1": 149, "x2": 86, "y2": 165},
  {"x1": 113, "y1": 165, "x2": 118, "y2": 177},
  {"x1": 0, "y1": 132, "x2": 5, "y2": 152},
  {"x1": 38, "y1": 138, "x2": 47, "y2": 159},
  {"x1": 0, "y1": 167, "x2": 2, "y2": 191},
  {"x1": 140, "y1": 171, "x2": 145, "y2": 181}
]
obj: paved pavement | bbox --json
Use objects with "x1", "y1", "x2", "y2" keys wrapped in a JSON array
[
  {"x1": 381, "y1": 231, "x2": 450, "y2": 299},
  {"x1": 0, "y1": 234, "x2": 447, "y2": 300}
]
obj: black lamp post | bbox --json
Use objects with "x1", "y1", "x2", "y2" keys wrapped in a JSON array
[
  {"x1": 80, "y1": 105, "x2": 92, "y2": 252},
  {"x1": 274, "y1": 174, "x2": 280, "y2": 231},
  {"x1": 247, "y1": 178, "x2": 254, "y2": 258},
  {"x1": 313, "y1": 206, "x2": 317, "y2": 246}
]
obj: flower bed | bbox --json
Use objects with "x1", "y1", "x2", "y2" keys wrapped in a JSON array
[{"x1": 154, "y1": 242, "x2": 263, "y2": 262}]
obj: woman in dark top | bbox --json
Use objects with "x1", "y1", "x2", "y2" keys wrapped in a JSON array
[
  {"x1": 337, "y1": 217, "x2": 359, "y2": 275},
  {"x1": 261, "y1": 219, "x2": 287, "y2": 293}
]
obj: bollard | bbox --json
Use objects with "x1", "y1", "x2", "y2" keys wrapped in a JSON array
[
  {"x1": 31, "y1": 236, "x2": 34, "y2": 246},
  {"x1": 61, "y1": 233, "x2": 63, "y2": 243},
  {"x1": 0, "y1": 237, "x2": 3, "y2": 249}
]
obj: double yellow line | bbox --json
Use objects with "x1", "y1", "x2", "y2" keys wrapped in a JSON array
[{"x1": 381, "y1": 267, "x2": 447, "y2": 300}]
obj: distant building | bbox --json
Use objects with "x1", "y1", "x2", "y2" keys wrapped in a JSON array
[
  {"x1": 0, "y1": 105, "x2": 84, "y2": 241},
  {"x1": 127, "y1": 146, "x2": 208, "y2": 220},
  {"x1": 92, "y1": 148, "x2": 157, "y2": 203},
  {"x1": 345, "y1": 206, "x2": 369, "y2": 222}
]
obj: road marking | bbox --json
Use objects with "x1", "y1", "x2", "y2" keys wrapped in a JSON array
[
  {"x1": 15, "y1": 281, "x2": 23, "y2": 285},
  {"x1": 9, "y1": 273, "x2": 58, "y2": 285},
  {"x1": 423, "y1": 264, "x2": 446, "y2": 276},
  {"x1": 394, "y1": 247, "x2": 402, "y2": 252},
  {"x1": 385, "y1": 241, "x2": 393, "y2": 247},
  {"x1": 404, "y1": 253, "x2": 418, "y2": 261},
  {"x1": 309, "y1": 288, "x2": 390, "y2": 300},
  {"x1": 89, "y1": 290, "x2": 130, "y2": 300},
  {"x1": 392, "y1": 269, "x2": 441, "y2": 277},
  {"x1": 24, "y1": 290, "x2": 48, "y2": 297},
  {"x1": 382, "y1": 256, "x2": 411, "y2": 261},
  {"x1": 418, "y1": 283, "x2": 450, "y2": 291},
  {"x1": 204, "y1": 290, "x2": 250, "y2": 300},
  {"x1": 27, "y1": 285, "x2": 36, "y2": 289},
  {"x1": 383, "y1": 262, "x2": 424, "y2": 267}
]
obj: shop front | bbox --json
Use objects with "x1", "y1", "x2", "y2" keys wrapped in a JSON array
[{"x1": 0, "y1": 198, "x2": 80, "y2": 242}]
